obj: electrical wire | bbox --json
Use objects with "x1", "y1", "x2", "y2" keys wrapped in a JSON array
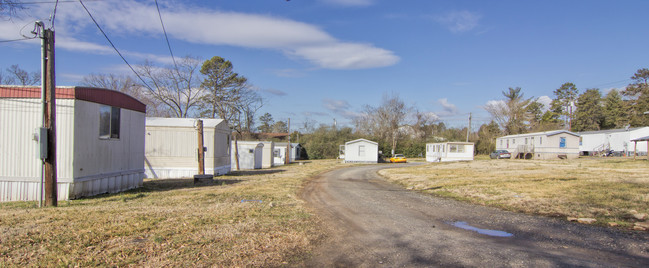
[
  {"x1": 0, "y1": 37, "x2": 37, "y2": 43},
  {"x1": 77, "y1": 0, "x2": 154, "y2": 91},
  {"x1": 154, "y1": 0, "x2": 179, "y2": 73},
  {"x1": 49, "y1": 0, "x2": 59, "y2": 29}
]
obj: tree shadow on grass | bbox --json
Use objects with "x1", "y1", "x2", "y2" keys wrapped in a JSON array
[{"x1": 227, "y1": 169, "x2": 286, "y2": 176}]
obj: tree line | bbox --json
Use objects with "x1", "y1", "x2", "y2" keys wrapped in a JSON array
[{"x1": 485, "y1": 68, "x2": 649, "y2": 134}]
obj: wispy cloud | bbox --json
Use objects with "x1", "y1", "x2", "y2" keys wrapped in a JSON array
[
  {"x1": 2, "y1": 1, "x2": 398, "y2": 70},
  {"x1": 262, "y1": 88, "x2": 288, "y2": 96},
  {"x1": 435, "y1": 11, "x2": 482, "y2": 33},
  {"x1": 320, "y1": 0, "x2": 375, "y2": 7},
  {"x1": 323, "y1": 98, "x2": 359, "y2": 118},
  {"x1": 437, "y1": 98, "x2": 459, "y2": 116}
]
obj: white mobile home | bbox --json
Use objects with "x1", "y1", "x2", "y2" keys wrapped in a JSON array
[
  {"x1": 231, "y1": 141, "x2": 264, "y2": 170},
  {"x1": 342, "y1": 139, "x2": 379, "y2": 163},
  {"x1": 144, "y1": 117, "x2": 231, "y2": 179},
  {"x1": 426, "y1": 142, "x2": 474, "y2": 162},
  {"x1": 496, "y1": 130, "x2": 580, "y2": 159},
  {"x1": 578, "y1": 127, "x2": 649, "y2": 156},
  {"x1": 0, "y1": 86, "x2": 145, "y2": 202},
  {"x1": 273, "y1": 143, "x2": 302, "y2": 166}
]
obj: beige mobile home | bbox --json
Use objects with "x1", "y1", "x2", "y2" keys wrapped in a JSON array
[
  {"x1": 0, "y1": 86, "x2": 145, "y2": 201},
  {"x1": 426, "y1": 142, "x2": 474, "y2": 162},
  {"x1": 144, "y1": 117, "x2": 231, "y2": 179},
  {"x1": 496, "y1": 130, "x2": 580, "y2": 159}
]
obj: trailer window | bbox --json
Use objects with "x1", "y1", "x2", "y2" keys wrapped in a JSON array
[{"x1": 99, "y1": 105, "x2": 120, "y2": 139}]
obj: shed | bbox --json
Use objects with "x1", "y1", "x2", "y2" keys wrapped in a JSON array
[
  {"x1": 426, "y1": 142, "x2": 474, "y2": 162},
  {"x1": 144, "y1": 117, "x2": 231, "y2": 179},
  {"x1": 342, "y1": 139, "x2": 379, "y2": 163},
  {"x1": 631, "y1": 136, "x2": 649, "y2": 160},
  {"x1": 260, "y1": 141, "x2": 275, "y2": 168},
  {"x1": 231, "y1": 141, "x2": 263, "y2": 170},
  {"x1": 273, "y1": 142, "x2": 302, "y2": 166},
  {"x1": 496, "y1": 130, "x2": 580, "y2": 159},
  {"x1": 577, "y1": 127, "x2": 649, "y2": 156},
  {"x1": 0, "y1": 86, "x2": 145, "y2": 202}
]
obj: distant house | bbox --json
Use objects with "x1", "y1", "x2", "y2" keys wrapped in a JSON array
[
  {"x1": 577, "y1": 127, "x2": 649, "y2": 156},
  {"x1": 341, "y1": 139, "x2": 379, "y2": 163},
  {"x1": 426, "y1": 142, "x2": 474, "y2": 162},
  {"x1": 273, "y1": 142, "x2": 302, "y2": 166},
  {"x1": 144, "y1": 117, "x2": 231, "y2": 179},
  {"x1": 231, "y1": 141, "x2": 264, "y2": 170},
  {"x1": 0, "y1": 86, "x2": 145, "y2": 201},
  {"x1": 496, "y1": 130, "x2": 580, "y2": 159}
]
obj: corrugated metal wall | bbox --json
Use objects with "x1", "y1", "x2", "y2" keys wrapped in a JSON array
[
  {"x1": 0, "y1": 98, "x2": 75, "y2": 202},
  {"x1": 0, "y1": 97, "x2": 144, "y2": 202}
]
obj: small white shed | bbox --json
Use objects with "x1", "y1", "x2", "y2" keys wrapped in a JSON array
[
  {"x1": 496, "y1": 130, "x2": 580, "y2": 159},
  {"x1": 0, "y1": 86, "x2": 146, "y2": 201},
  {"x1": 342, "y1": 139, "x2": 379, "y2": 163},
  {"x1": 144, "y1": 117, "x2": 231, "y2": 179},
  {"x1": 231, "y1": 141, "x2": 264, "y2": 170},
  {"x1": 426, "y1": 142, "x2": 474, "y2": 162}
]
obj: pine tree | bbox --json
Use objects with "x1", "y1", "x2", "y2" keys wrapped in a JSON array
[{"x1": 572, "y1": 89, "x2": 603, "y2": 132}]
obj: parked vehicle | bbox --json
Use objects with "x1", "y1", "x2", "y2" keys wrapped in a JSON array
[
  {"x1": 390, "y1": 154, "x2": 407, "y2": 163},
  {"x1": 490, "y1": 150, "x2": 511, "y2": 159}
]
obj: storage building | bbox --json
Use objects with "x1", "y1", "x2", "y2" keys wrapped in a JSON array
[
  {"x1": 341, "y1": 139, "x2": 379, "y2": 163},
  {"x1": 144, "y1": 117, "x2": 231, "y2": 179},
  {"x1": 231, "y1": 141, "x2": 264, "y2": 170},
  {"x1": 0, "y1": 86, "x2": 145, "y2": 201},
  {"x1": 273, "y1": 142, "x2": 302, "y2": 166}
]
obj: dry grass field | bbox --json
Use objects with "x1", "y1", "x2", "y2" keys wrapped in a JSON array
[
  {"x1": 0, "y1": 159, "x2": 344, "y2": 267},
  {"x1": 380, "y1": 157, "x2": 649, "y2": 229}
]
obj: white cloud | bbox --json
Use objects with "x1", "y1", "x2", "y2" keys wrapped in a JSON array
[
  {"x1": 437, "y1": 98, "x2": 459, "y2": 116},
  {"x1": 320, "y1": 0, "x2": 375, "y2": 7},
  {"x1": 15, "y1": 0, "x2": 398, "y2": 70},
  {"x1": 536, "y1": 95, "x2": 552, "y2": 112},
  {"x1": 435, "y1": 11, "x2": 481, "y2": 33}
]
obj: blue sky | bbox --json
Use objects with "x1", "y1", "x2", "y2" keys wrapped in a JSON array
[{"x1": 2, "y1": 0, "x2": 649, "y2": 131}]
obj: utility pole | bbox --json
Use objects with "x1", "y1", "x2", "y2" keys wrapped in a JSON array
[
  {"x1": 285, "y1": 118, "x2": 291, "y2": 165},
  {"x1": 197, "y1": 119, "x2": 205, "y2": 175},
  {"x1": 466, "y1": 113, "x2": 472, "y2": 142},
  {"x1": 43, "y1": 27, "x2": 57, "y2": 206}
]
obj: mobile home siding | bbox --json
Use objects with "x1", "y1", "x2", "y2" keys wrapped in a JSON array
[
  {"x1": 144, "y1": 118, "x2": 231, "y2": 179},
  {"x1": 344, "y1": 139, "x2": 378, "y2": 163},
  {"x1": 426, "y1": 142, "x2": 474, "y2": 162},
  {"x1": 496, "y1": 130, "x2": 580, "y2": 159},
  {"x1": 0, "y1": 86, "x2": 145, "y2": 201}
]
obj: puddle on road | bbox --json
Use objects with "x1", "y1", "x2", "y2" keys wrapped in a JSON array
[{"x1": 450, "y1": 221, "x2": 514, "y2": 237}]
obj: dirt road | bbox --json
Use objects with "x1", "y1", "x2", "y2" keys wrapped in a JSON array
[{"x1": 300, "y1": 164, "x2": 649, "y2": 267}]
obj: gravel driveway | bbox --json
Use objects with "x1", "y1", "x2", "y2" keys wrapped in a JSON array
[{"x1": 299, "y1": 164, "x2": 649, "y2": 267}]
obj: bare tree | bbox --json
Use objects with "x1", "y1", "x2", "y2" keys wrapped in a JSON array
[
  {"x1": 137, "y1": 56, "x2": 205, "y2": 118},
  {"x1": 0, "y1": 0, "x2": 26, "y2": 19},
  {"x1": 5, "y1": 65, "x2": 39, "y2": 85},
  {"x1": 354, "y1": 93, "x2": 410, "y2": 155},
  {"x1": 484, "y1": 87, "x2": 532, "y2": 135},
  {"x1": 81, "y1": 73, "x2": 170, "y2": 117}
]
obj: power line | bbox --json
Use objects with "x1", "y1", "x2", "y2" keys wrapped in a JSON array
[
  {"x1": 154, "y1": 0, "x2": 179, "y2": 72},
  {"x1": 0, "y1": 37, "x2": 37, "y2": 43},
  {"x1": 77, "y1": 0, "x2": 154, "y2": 91}
]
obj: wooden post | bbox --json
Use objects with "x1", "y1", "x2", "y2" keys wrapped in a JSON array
[
  {"x1": 197, "y1": 119, "x2": 205, "y2": 175},
  {"x1": 646, "y1": 140, "x2": 648, "y2": 161},
  {"x1": 43, "y1": 29, "x2": 57, "y2": 206},
  {"x1": 634, "y1": 141, "x2": 637, "y2": 160},
  {"x1": 234, "y1": 134, "x2": 240, "y2": 171},
  {"x1": 285, "y1": 118, "x2": 290, "y2": 165}
]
